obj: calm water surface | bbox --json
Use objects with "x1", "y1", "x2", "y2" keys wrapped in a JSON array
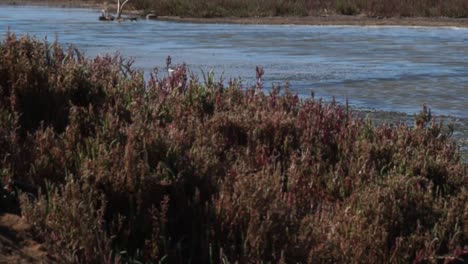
[{"x1": 1, "y1": 6, "x2": 467, "y2": 118}]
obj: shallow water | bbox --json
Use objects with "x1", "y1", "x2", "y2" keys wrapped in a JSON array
[{"x1": 1, "y1": 5, "x2": 467, "y2": 118}]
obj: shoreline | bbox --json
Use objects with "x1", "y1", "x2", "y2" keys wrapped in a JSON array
[
  {"x1": 155, "y1": 15, "x2": 468, "y2": 28},
  {"x1": 1, "y1": 0, "x2": 468, "y2": 28}
]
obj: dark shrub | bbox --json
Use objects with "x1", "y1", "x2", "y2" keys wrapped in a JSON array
[{"x1": 0, "y1": 33, "x2": 465, "y2": 263}]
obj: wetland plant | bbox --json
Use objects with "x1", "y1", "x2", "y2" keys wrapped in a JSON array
[
  {"x1": 0, "y1": 33, "x2": 466, "y2": 263},
  {"x1": 131, "y1": 0, "x2": 468, "y2": 18}
]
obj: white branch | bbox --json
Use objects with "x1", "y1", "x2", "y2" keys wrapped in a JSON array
[
  {"x1": 117, "y1": 0, "x2": 132, "y2": 19},
  {"x1": 120, "y1": 0, "x2": 131, "y2": 13}
]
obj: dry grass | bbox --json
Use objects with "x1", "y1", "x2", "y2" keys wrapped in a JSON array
[{"x1": 0, "y1": 33, "x2": 467, "y2": 263}]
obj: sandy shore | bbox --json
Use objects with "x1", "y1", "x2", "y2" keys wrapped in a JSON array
[{"x1": 1, "y1": 0, "x2": 468, "y2": 28}]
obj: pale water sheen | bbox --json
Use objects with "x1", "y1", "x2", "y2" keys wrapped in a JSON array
[{"x1": 1, "y1": 5, "x2": 467, "y2": 118}]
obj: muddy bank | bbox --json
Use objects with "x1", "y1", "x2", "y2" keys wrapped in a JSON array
[
  {"x1": 155, "y1": 15, "x2": 468, "y2": 28},
  {"x1": 0, "y1": 213, "x2": 51, "y2": 263}
]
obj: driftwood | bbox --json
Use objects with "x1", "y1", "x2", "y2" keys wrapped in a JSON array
[
  {"x1": 99, "y1": 16, "x2": 138, "y2": 22},
  {"x1": 99, "y1": 9, "x2": 138, "y2": 21},
  {"x1": 99, "y1": 10, "x2": 115, "y2": 21},
  {"x1": 99, "y1": 0, "x2": 137, "y2": 22},
  {"x1": 146, "y1": 14, "x2": 157, "y2": 19},
  {"x1": 116, "y1": 0, "x2": 131, "y2": 19}
]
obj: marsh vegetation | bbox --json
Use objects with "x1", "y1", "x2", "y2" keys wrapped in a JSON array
[
  {"x1": 131, "y1": 0, "x2": 468, "y2": 18},
  {"x1": 6, "y1": 0, "x2": 468, "y2": 18},
  {"x1": 0, "y1": 33, "x2": 466, "y2": 263}
]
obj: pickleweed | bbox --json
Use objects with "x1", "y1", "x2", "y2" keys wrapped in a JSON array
[{"x1": 0, "y1": 33, "x2": 466, "y2": 264}]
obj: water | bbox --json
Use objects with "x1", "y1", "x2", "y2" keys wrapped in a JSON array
[{"x1": 0, "y1": 5, "x2": 467, "y2": 118}]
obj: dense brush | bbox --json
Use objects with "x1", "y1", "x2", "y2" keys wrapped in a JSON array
[
  {"x1": 0, "y1": 33, "x2": 466, "y2": 263},
  {"x1": 131, "y1": 0, "x2": 468, "y2": 18}
]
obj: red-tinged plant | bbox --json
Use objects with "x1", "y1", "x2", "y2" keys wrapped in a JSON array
[
  {"x1": 131, "y1": 0, "x2": 468, "y2": 18},
  {"x1": 0, "y1": 33, "x2": 466, "y2": 263}
]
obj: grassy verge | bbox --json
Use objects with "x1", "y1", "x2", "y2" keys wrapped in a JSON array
[{"x1": 0, "y1": 33, "x2": 467, "y2": 263}]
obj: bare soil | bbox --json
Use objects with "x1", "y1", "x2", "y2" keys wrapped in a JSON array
[
  {"x1": 155, "y1": 15, "x2": 468, "y2": 28},
  {"x1": 0, "y1": 213, "x2": 51, "y2": 264}
]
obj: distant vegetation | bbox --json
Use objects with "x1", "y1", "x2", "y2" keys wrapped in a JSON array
[
  {"x1": 131, "y1": 0, "x2": 468, "y2": 17},
  {"x1": 0, "y1": 33, "x2": 467, "y2": 263},
  {"x1": 10, "y1": 0, "x2": 468, "y2": 17}
]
